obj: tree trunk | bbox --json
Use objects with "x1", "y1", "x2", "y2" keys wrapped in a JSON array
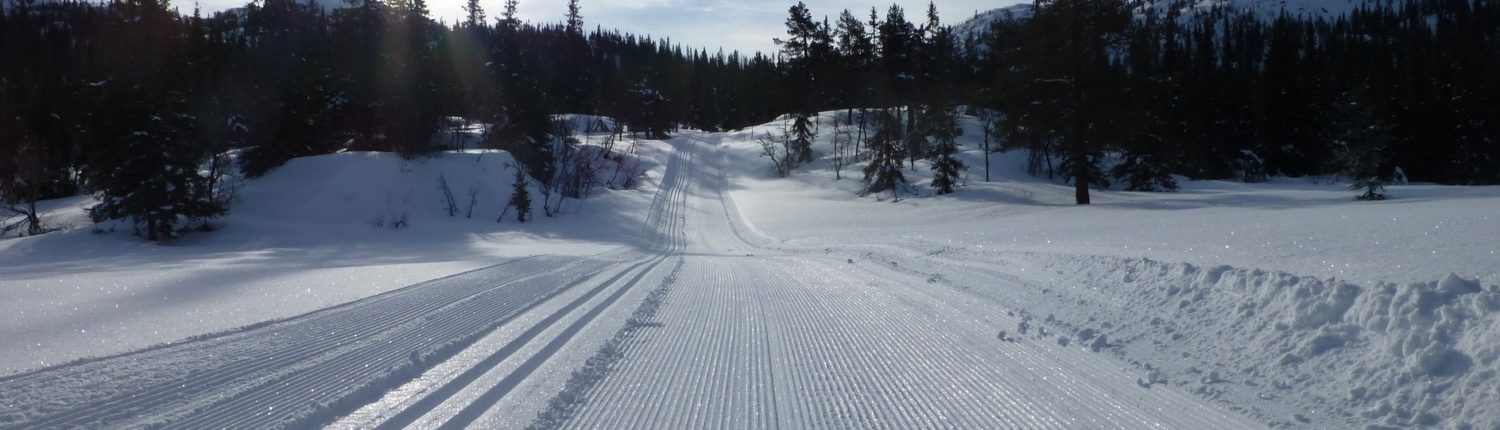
[
  {"x1": 1069, "y1": 2, "x2": 1089, "y2": 206},
  {"x1": 983, "y1": 127, "x2": 991, "y2": 182},
  {"x1": 26, "y1": 198, "x2": 40, "y2": 236},
  {"x1": 1072, "y1": 150, "x2": 1090, "y2": 205}
]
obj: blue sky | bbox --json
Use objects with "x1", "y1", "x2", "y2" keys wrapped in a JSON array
[{"x1": 191, "y1": 0, "x2": 1020, "y2": 55}]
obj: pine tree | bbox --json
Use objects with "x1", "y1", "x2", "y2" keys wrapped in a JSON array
[
  {"x1": 462, "y1": 0, "x2": 484, "y2": 28},
  {"x1": 1007, "y1": 0, "x2": 1131, "y2": 204},
  {"x1": 791, "y1": 112, "x2": 815, "y2": 164},
  {"x1": 90, "y1": 96, "x2": 225, "y2": 241},
  {"x1": 876, "y1": 5, "x2": 917, "y2": 107},
  {"x1": 500, "y1": 0, "x2": 520, "y2": 29},
  {"x1": 835, "y1": 9, "x2": 875, "y2": 108},
  {"x1": 1334, "y1": 93, "x2": 1392, "y2": 200},
  {"x1": 863, "y1": 110, "x2": 907, "y2": 200},
  {"x1": 507, "y1": 165, "x2": 532, "y2": 222},
  {"x1": 927, "y1": 106, "x2": 965, "y2": 194},
  {"x1": 1111, "y1": 153, "x2": 1178, "y2": 192},
  {"x1": 565, "y1": 0, "x2": 583, "y2": 34}
]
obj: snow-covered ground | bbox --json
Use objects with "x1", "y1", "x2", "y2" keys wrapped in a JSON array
[
  {"x1": 0, "y1": 141, "x2": 661, "y2": 375},
  {"x1": 707, "y1": 112, "x2": 1500, "y2": 428},
  {"x1": 1, "y1": 111, "x2": 1496, "y2": 429}
]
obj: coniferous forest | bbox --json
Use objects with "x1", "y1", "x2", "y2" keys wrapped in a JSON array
[{"x1": 1, "y1": 0, "x2": 1497, "y2": 238}]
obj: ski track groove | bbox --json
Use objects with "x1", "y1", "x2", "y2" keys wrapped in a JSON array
[
  {"x1": 438, "y1": 255, "x2": 670, "y2": 430},
  {"x1": 369, "y1": 261, "x2": 646, "y2": 430},
  {"x1": 4, "y1": 256, "x2": 591, "y2": 429},
  {"x1": 168, "y1": 258, "x2": 612, "y2": 429},
  {"x1": 428, "y1": 147, "x2": 692, "y2": 429}
]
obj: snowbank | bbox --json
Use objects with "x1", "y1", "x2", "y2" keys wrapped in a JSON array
[{"x1": 1023, "y1": 256, "x2": 1500, "y2": 428}]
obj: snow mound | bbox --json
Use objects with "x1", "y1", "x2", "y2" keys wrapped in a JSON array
[{"x1": 1031, "y1": 255, "x2": 1500, "y2": 428}]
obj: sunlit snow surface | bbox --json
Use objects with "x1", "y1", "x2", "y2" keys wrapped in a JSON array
[{"x1": 1, "y1": 112, "x2": 1496, "y2": 429}]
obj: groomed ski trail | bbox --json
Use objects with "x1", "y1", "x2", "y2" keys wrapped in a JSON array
[
  {"x1": 525, "y1": 136, "x2": 1262, "y2": 429},
  {"x1": 0, "y1": 139, "x2": 1267, "y2": 429}
]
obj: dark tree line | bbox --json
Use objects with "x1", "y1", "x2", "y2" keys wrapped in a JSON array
[
  {"x1": 1, "y1": 0, "x2": 1496, "y2": 236},
  {"x1": 982, "y1": 0, "x2": 1499, "y2": 203}
]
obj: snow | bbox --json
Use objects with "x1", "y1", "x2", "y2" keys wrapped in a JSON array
[
  {"x1": 700, "y1": 110, "x2": 1500, "y2": 428},
  {"x1": 1, "y1": 110, "x2": 1497, "y2": 429},
  {"x1": 0, "y1": 144, "x2": 659, "y2": 375}
]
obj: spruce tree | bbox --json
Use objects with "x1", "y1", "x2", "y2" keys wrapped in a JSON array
[
  {"x1": 1008, "y1": 0, "x2": 1131, "y2": 204},
  {"x1": 927, "y1": 106, "x2": 965, "y2": 194},
  {"x1": 500, "y1": 0, "x2": 520, "y2": 29},
  {"x1": 90, "y1": 96, "x2": 225, "y2": 241},
  {"x1": 507, "y1": 165, "x2": 532, "y2": 222},
  {"x1": 1334, "y1": 93, "x2": 1392, "y2": 200},
  {"x1": 565, "y1": 0, "x2": 583, "y2": 34},
  {"x1": 461, "y1": 0, "x2": 484, "y2": 28},
  {"x1": 791, "y1": 112, "x2": 815, "y2": 164},
  {"x1": 863, "y1": 110, "x2": 907, "y2": 200},
  {"x1": 1111, "y1": 153, "x2": 1178, "y2": 192}
]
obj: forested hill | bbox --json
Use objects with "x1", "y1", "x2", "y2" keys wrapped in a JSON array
[{"x1": 1, "y1": 0, "x2": 1496, "y2": 239}]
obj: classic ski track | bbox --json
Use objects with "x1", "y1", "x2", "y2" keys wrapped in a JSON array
[
  {"x1": 166, "y1": 260, "x2": 616, "y2": 429},
  {"x1": 4, "y1": 255, "x2": 595, "y2": 429},
  {"x1": 0, "y1": 148, "x2": 696, "y2": 429},
  {"x1": 366, "y1": 149, "x2": 693, "y2": 429},
  {"x1": 434, "y1": 255, "x2": 673, "y2": 429},
  {"x1": 196, "y1": 149, "x2": 691, "y2": 429},
  {"x1": 551, "y1": 142, "x2": 1260, "y2": 429}
]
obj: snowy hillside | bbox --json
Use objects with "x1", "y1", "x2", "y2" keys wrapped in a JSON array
[
  {"x1": 956, "y1": 0, "x2": 1402, "y2": 41},
  {"x1": 952, "y1": 3, "x2": 1034, "y2": 50},
  {"x1": 1140, "y1": 0, "x2": 1407, "y2": 19}
]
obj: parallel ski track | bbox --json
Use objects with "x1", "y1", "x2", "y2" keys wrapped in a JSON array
[
  {"x1": 164, "y1": 259, "x2": 619, "y2": 430},
  {"x1": 3, "y1": 255, "x2": 578, "y2": 427},
  {"x1": 437, "y1": 149, "x2": 693, "y2": 429},
  {"x1": 2, "y1": 255, "x2": 611, "y2": 429},
  {"x1": 1, "y1": 148, "x2": 696, "y2": 430}
]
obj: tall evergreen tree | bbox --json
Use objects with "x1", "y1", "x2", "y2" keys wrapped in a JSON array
[
  {"x1": 1008, "y1": 0, "x2": 1131, "y2": 204},
  {"x1": 507, "y1": 165, "x2": 533, "y2": 222},
  {"x1": 565, "y1": 0, "x2": 583, "y2": 34},
  {"x1": 791, "y1": 113, "x2": 815, "y2": 164},
  {"x1": 863, "y1": 109, "x2": 907, "y2": 199},
  {"x1": 462, "y1": 0, "x2": 484, "y2": 28},
  {"x1": 927, "y1": 105, "x2": 965, "y2": 194},
  {"x1": 89, "y1": 92, "x2": 225, "y2": 241},
  {"x1": 1334, "y1": 92, "x2": 1393, "y2": 200},
  {"x1": 499, "y1": 0, "x2": 520, "y2": 29}
]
